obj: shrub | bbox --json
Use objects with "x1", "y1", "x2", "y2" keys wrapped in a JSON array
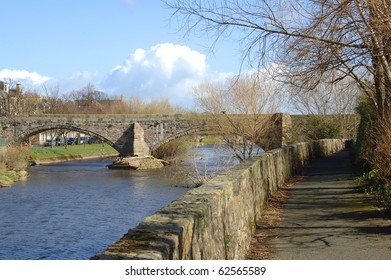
[
  {"x1": 302, "y1": 115, "x2": 342, "y2": 141},
  {"x1": 4, "y1": 144, "x2": 31, "y2": 171},
  {"x1": 152, "y1": 135, "x2": 194, "y2": 160},
  {"x1": 354, "y1": 95, "x2": 374, "y2": 170},
  {"x1": 355, "y1": 96, "x2": 391, "y2": 209},
  {"x1": 365, "y1": 116, "x2": 391, "y2": 186}
]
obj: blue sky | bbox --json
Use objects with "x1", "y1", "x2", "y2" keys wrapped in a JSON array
[{"x1": 0, "y1": 0, "x2": 243, "y2": 106}]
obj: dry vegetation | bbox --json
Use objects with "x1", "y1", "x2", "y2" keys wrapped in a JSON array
[
  {"x1": 246, "y1": 177, "x2": 305, "y2": 260},
  {"x1": 359, "y1": 114, "x2": 391, "y2": 207},
  {"x1": 2, "y1": 83, "x2": 185, "y2": 116},
  {"x1": 193, "y1": 72, "x2": 283, "y2": 161},
  {"x1": 366, "y1": 116, "x2": 391, "y2": 184},
  {"x1": 165, "y1": 0, "x2": 391, "y2": 204},
  {"x1": 0, "y1": 144, "x2": 30, "y2": 187}
]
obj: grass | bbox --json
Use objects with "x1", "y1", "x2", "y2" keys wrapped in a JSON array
[
  {"x1": 0, "y1": 163, "x2": 27, "y2": 187},
  {"x1": 0, "y1": 144, "x2": 118, "y2": 186},
  {"x1": 0, "y1": 171, "x2": 18, "y2": 187},
  {"x1": 28, "y1": 144, "x2": 118, "y2": 162}
]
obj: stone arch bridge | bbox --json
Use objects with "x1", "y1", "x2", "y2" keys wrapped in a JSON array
[{"x1": 0, "y1": 114, "x2": 289, "y2": 157}]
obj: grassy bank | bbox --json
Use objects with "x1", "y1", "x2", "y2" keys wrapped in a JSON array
[
  {"x1": 29, "y1": 144, "x2": 119, "y2": 163},
  {"x1": 0, "y1": 145, "x2": 30, "y2": 187},
  {"x1": 0, "y1": 144, "x2": 118, "y2": 187},
  {"x1": 0, "y1": 169, "x2": 28, "y2": 187}
]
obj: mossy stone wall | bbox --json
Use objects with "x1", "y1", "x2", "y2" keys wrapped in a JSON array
[{"x1": 92, "y1": 139, "x2": 345, "y2": 260}]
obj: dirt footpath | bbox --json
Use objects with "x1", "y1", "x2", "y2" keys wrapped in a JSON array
[{"x1": 247, "y1": 150, "x2": 391, "y2": 260}]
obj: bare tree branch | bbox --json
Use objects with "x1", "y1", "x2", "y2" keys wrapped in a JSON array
[{"x1": 164, "y1": 0, "x2": 391, "y2": 118}]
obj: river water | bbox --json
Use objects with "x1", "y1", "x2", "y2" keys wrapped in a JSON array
[
  {"x1": 0, "y1": 158, "x2": 189, "y2": 260},
  {"x1": 0, "y1": 145, "x2": 236, "y2": 260}
]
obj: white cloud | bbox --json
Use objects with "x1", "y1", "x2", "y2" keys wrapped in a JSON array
[
  {"x1": 1, "y1": 44, "x2": 234, "y2": 107},
  {"x1": 101, "y1": 43, "x2": 211, "y2": 106},
  {"x1": 0, "y1": 69, "x2": 51, "y2": 85}
]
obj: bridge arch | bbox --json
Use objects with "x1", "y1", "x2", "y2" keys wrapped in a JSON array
[
  {"x1": 150, "y1": 126, "x2": 213, "y2": 153},
  {"x1": 17, "y1": 124, "x2": 118, "y2": 151}
]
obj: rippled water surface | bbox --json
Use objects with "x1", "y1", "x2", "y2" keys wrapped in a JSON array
[
  {"x1": 0, "y1": 145, "x2": 241, "y2": 260},
  {"x1": 0, "y1": 158, "x2": 188, "y2": 260}
]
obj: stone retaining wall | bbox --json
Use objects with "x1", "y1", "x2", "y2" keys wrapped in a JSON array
[
  {"x1": 0, "y1": 138, "x2": 6, "y2": 160},
  {"x1": 92, "y1": 139, "x2": 345, "y2": 260},
  {"x1": 0, "y1": 147, "x2": 6, "y2": 160}
]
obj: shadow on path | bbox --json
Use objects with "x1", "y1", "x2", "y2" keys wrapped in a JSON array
[{"x1": 249, "y1": 150, "x2": 391, "y2": 260}]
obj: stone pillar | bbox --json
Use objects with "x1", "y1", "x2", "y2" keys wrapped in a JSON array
[
  {"x1": 280, "y1": 113, "x2": 292, "y2": 147},
  {"x1": 132, "y1": 122, "x2": 150, "y2": 157},
  {"x1": 263, "y1": 113, "x2": 292, "y2": 151}
]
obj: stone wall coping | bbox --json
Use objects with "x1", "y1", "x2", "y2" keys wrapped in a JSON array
[{"x1": 92, "y1": 139, "x2": 345, "y2": 260}]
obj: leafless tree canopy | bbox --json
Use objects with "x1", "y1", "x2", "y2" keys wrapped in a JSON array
[
  {"x1": 164, "y1": 0, "x2": 391, "y2": 119},
  {"x1": 1, "y1": 81, "x2": 185, "y2": 116},
  {"x1": 193, "y1": 72, "x2": 282, "y2": 160},
  {"x1": 194, "y1": 71, "x2": 280, "y2": 114},
  {"x1": 289, "y1": 71, "x2": 359, "y2": 115}
]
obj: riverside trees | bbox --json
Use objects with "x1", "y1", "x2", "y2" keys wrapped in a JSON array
[
  {"x1": 164, "y1": 0, "x2": 390, "y2": 117},
  {"x1": 288, "y1": 72, "x2": 360, "y2": 141},
  {"x1": 1, "y1": 82, "x2": 183, "y2": 116},
  {"x1": 164, "y1": 0, "x2": 391, "y2": 187},
  {"x1": 193, "y1": 71, "x2": 282, "y2": 161}
]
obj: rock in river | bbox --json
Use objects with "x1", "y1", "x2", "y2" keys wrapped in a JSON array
[{"x1": 107, "y1": 156, "x2": 168, "y2": 170}]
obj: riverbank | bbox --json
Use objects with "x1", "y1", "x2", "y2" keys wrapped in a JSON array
[
  {"x1": 32, "y1": 153, "x2": 119, "y2": 165},
  {"x1": 0, "y1": 170, "x2": 28, "y2": 187},
  {"x1": 1, "y1": 144, "x2": 118, "y2": 186},
  {"x1": 29, "y1": 144, "x2": 119, "y2": 165},
  {"x1": 0, "y1": 145, "x2": 30, "y2": 188},
  {"x1": 0, "y1": 154, "x2": 188, "y2": 260}
]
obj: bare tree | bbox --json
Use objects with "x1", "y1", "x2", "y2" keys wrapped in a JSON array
[
  {"x1": 288, "y1": 71, "x2": 361, "y2": 140},
  {"x1": 289, "y1": 71, "x2": 359, "y2": 115},
  {"x1": 164, "y1": 0, "x2": 391, "y2": 119},
  {"x1": 165, "y1": 0, "x2": 391, "y2": 189},
  {"x1": 20, "y1": 90, "x2": 42, "y2": 115},
  {"x1": 41, "y1": 83, "x2": 65, "y2": 114},
  {"x1": 126, "y1": 96, "x2": 184, "y2": 114},
  {"x1": 193, "y1": 71, "x2": 282, "y2": 160},
  {"x1": 67, "y1": 84, "x2": 108, "y2": 114}
]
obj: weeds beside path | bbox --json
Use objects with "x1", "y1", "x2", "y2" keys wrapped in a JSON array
[{"x1": 246, "y1": 150, "x2": 391, "y2": 260}]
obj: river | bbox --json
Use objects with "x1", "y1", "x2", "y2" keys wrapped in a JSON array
[
  {"x1": 0, "y1": 145, "x2": 236, "y2": 260},
  {"x1": 0, "y1": 158, "x2": 189, "y2": 260}
]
